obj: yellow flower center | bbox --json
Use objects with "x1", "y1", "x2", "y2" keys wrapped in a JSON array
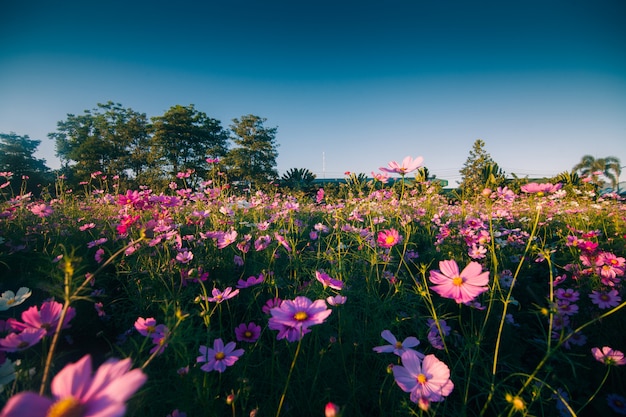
[
  {"x1": 416, "y1": 374, "x2": 427, "y2": 384},
  {"x1": 385, "y1": 235, "x2": 395, "y2": 245},
  {"x1": 395, "y1": 341, "x2": 403, "y2": 349},
  {"x1": 215, "y1": 352, "x2": 225, "y2": 360},
  {"x1": 244, "y1": 331, "x2": 253, "y2": 338},
  {"x1": 46, "y1": 397, "x2": 85, "y2": 417},
  {"x1": 536, "y1": 191, "x2": 545, "y2": 197},
  {"x1": 293, "y1": 311, "x2": 308, "y2": 321},
  {"x1": 7, "y1": 299, "x2": 15, "y2": 305},
  {"x1": 452, "y1": 276, "x2": 464, "y2": 286},
  {"x1": 146, "y1": 325, "x2": 155, "y2": 333}
]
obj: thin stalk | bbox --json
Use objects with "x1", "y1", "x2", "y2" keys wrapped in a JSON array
[{"x1": 276, "y1": 337, "x2": 303, "y2": 417}]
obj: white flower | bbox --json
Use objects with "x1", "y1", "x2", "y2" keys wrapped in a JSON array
[
  {"x1": 0, "y1": 287, "x2": 32, "y2": 311},
  {"x1": 0, "y1": 359, "x2": 17, "y2": 393}
]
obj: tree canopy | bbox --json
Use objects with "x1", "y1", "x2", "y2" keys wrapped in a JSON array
[
  {"x1": 223, "y1": 115, "x2": 279, "y2": 189},
  {"x1": 572, "y1": 154, "x2": 621, "y2": 190},
  {"x1": 0, "y1": 132, "x2": 52, "y2": 193},
  {"x1": 458, "y1": 139, "x2": 504, "y2": 197}
]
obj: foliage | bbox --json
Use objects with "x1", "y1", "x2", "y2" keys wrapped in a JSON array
[
  {"x1": 50, "y1": 102, "x2": 150, "y2": 185},
  {"x1": 1, "y1": 173, "x2": 625, "y2": 417},
  {"x1": 150, "y1": 104, "x2": 229, "y2": 184},
  {"x1": 0, "y1": 132, "x2": 53, "y2": 194},
  {"x1": 279, "y1": 168, "x2": 317, "y2": 192},
  {"x1": 572, "y1": 154, "x2": 622, "y2": 190},
  {"x1": 223, "y1": 115, "x2": 279, "y2": 189},
  {"x1": 459, "y1": 139, "x2": 502, "y2": 198}
]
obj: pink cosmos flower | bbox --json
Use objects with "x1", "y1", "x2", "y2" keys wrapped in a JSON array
[
  {"x1": 0, "y1": 354, "x2": 146, "y2": 417},
  {"x1": 8, "y1": 300, "x2": 76, "y2": 336},
  {"x1": 236, "y1": 274, "x2": 265, "y2": 289},
  {"x1": 30, "y1": 203, "x2": 53, "y2": 218},
  {"x1": 197, "y1": 338, "x2": 244, "y2": 373},
  {"x1": 134, "y1": 317, "x2": 159, "y2": 337},
  {"x1": 520, "y1": 182, "x2": 562, "y2": 195},
  {"x1": 429, "y1": 260, "x2": 490, "y2": 304},
  {"x1": 377, "y1": 229, "x2": 403, "y2": 249},
  {"x1": 315, "y1": 271, "x2": 344, "y2": 290},
  {"x1": 175, "y1": 250, "x2": 193, "y2": 264},
  {"x1": 589, "y1": 289, "x2": 622, "y2": 309},
  {"x1": 379, "y1": 156, "x2": 424, "y2": 175},
  {"x1": 326, "y1": 295, "x2": 347, "y2": 306},
  {"x1": 274, "y1": 232, "x2": 292, "y2": 252},
  {"x1": 373, "y1": 330, "x2": 424, "y2": 358},
  {"x1": 216, "y1": 230, "x2": 238, "y2": 249},
  {"x1": 592, "y1": 346, "x2": 626, "y2": 366},
  {"x1": 268, "y1": 296, "x2": 332, "y2": 342},
  {"x1": 206, "y1": 287, "x2": 239, "y2": 303},
  {"x1": 0, "y1": 328, "x2": 46, "y2": 352},
  {"x1": 234, "y1": 322, "x2": 261, "y2": 343},
  {"x1": 392, "y1": 350, "x2": 454, "y2": 410}
]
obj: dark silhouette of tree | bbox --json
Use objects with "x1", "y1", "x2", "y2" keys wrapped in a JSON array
[
  {"x1": 280, "y1": 168, "x2": 316, "y2": 191},
  {"x1": 0, "y1": 132, "x2": 52, "y2": 194}
]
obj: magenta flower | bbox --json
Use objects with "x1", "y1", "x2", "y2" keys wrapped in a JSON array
[
  {"x1": 134, "y1": 317, "x2": 159, "y2": 337},
  {"x1": 234, "y1": 322, "x2": 261, "y2": 343},
  {"x1": 592, "y1": 346, "x2": 626, "y2": 366},
  {"x1": 0, "y1": 354, "x2": 146, "y2": 417},
  {"x1": 379, "y1": 156, "x2": 424, "y2": 175},
  {"x1": 206, "y1": 287, "x2": 239, "y2": 303},
  {"x1": 429, "y1": 260, "x2": 490, "y2": 304},
  {"x1": 589, "y1": 289, "x2": 622, "y2": 309},
  {"x1": 197, "y1": 338, "x2": 244, "y2": 373},
  {"x1": 377, "y1": 228, "x2": 403, "y2": 249},
  {"x1": 0, "y1": 328, "x2": 46, "y2": 352},
  {"x1": 268, "y1": 296, "x2": 332, "y2": 342},
  {"x1": 254, "y1": 235, "x2": 272, "y2": 251},
  {"x1": 373, "y1": 330, "x2": 424, "y2": 358},
  {"x1": 262, "y1": 297, "x2": 282, "y2": 315},
  {"x1": 236, "y1": 274, "x2": 265, "y2": 289},
  {"x1": 8, "y1": 300, "x2": 76, "y2": 336},
  {"x1": 392, "y1": 351, "x2": 454, "y2": 410},
  {"x1": 315, "y1": 270, "x2": 344, "y2": 290}
]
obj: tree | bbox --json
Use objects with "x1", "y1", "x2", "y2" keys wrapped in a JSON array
[
  {"x1": 150, "y1": 105, "x2": 229, "y2": 182},
  {"x1": 50, "y1": 102, "x2": 150, "y2": 183},
  {"x1": 572, "y1": 155, "x2": 621, "y2": 190},
  {"x1": 224, "y1": 115, "x2": 279, "y2": 188},
  {"x1": 0, "y1": 132, "x2": 52, "y2": 193},
  {"x1": 458, "y1": 139, "x2": 500, "y2": 196}
]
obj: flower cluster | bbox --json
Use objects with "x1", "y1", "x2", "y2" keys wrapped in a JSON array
[{"x1": 134, "y1": 317, "x2": 170, "y2": 355}]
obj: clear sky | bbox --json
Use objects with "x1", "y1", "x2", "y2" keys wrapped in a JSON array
[{"x1": 1, "y1": 0, "x2": 625, "y2": 186}]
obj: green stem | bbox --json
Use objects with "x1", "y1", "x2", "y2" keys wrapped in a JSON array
[
  {"x1": 276, "y1": 337, "x2": 303, "y2": 417},
  {"x1": 575, "y1": 366, "x2": 611, "y2": 415}
]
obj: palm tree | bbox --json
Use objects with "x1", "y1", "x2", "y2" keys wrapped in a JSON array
[
  {"x1": 280, "y1": 168, "x2": 316, "y2": 191},
  {"x1": 572, "y1": 155, "x2": 621, "y2": 190}
]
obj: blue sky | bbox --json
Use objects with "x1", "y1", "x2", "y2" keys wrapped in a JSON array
[{"x1": 1, "y1": 0, "x2": 625, "y2": 186}]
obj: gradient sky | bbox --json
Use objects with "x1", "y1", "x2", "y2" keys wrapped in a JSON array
[{"x1": 1, "y1": 0, "x2": 625, "y2": 186}]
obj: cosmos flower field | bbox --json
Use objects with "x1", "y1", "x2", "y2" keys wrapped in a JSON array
[{"x1": 0, "y1": 160, "x2": 625, "y2": 417}]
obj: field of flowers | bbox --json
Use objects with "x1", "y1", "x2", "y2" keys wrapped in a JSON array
[{"x1": 0, "y1": 158, "x2": 625, "y2": 417}]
